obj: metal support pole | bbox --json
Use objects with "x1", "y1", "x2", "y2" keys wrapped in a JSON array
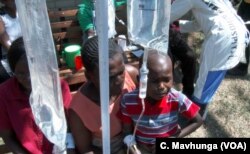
[{"x1": 95, "y1": 0, "x2": 110, "y2": 154}]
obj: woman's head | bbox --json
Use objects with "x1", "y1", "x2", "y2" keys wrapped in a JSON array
[
  {"x1": 140, "y1": 50, "x2": 173, "y2": 102},
  {"x1": 81, "y1": 36, "x2": 125, "y2": 96},
  {"x1": 8, "y1": 37, "x2": 31, "y2": 92}
]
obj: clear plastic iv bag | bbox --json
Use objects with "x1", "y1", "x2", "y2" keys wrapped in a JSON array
[
  {"x1": 16, "y1": 0, "x2": 67, "y2": 153},
  {"x1": 127, "y1": 0, "x2": 171, "y2": 53}
]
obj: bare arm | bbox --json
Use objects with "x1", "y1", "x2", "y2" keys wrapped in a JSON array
[
  {"x1": 68, "y1": 109, "x2": 97, "y2": 154},
  {"x1": 122, "y1": 123, "x2": 142, "y2": 154},
  {"x1": 0, "y1": 130, "x2": 28, "y2": 154},
  {"x1": 125, "y1": 64, "x2": 139, "y2": 87},
  {"x1": 177, "y1": 113, "x2": 203, "y2": 138}
]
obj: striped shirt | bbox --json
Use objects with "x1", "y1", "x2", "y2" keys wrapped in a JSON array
[{"x1": 119, "y1": 88, "x2": 199, "y2": 144}]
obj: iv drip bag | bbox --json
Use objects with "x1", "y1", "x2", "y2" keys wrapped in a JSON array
[
  {"x1": 127, "y1": 0, "x2": 171, "y2": 53},
  {"x1": 16, "y1": 0, "x2": 67, "y2": 153}
]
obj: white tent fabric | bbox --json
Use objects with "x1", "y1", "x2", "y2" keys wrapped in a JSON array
[{"x1": 15, "y1": 0, "x2": 67, "y2": 153}]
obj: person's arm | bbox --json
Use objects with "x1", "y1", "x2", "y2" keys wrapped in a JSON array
[
  {"x1": 176, "y1": 113, "x2": 203, "y2": 138},
  {"x1": 114, "y1": 0, "x2": 127, "y2": 8},
  {"x1": 175, "y1": 91, "x2": 203, "y2": 138},
  {"x1": 125, "y1": 64, "x2": 139, "y2": 87},
  {"x1": 68, "y1": 109, "x2": 96, "y2": 154},
  {"x1": 122, "y1": 123, "x2": 141, "y2": 154},
  {"x1": 0, "y1": 130, "x2": 28, "y2": 154},
  {"x1": 0, "y1": 17, "x2": 11, "y2": 50},
  {"x1": 60, "y1": 80, "x2": 76, "y2": 154},
  {"x1": 77, "y1": 2, "x2": 95, "y2": 38},
  {"x1": 170, "y1": 0, "x2": 193, "y2": 23}
]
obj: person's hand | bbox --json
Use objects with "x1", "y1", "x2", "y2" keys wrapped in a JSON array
[
  {"x1": 170, "y1": 125, "x2": 181, "y2": 138},
  {"x1": 87, "y1": 29, "x2": 96, "y2": 39}
]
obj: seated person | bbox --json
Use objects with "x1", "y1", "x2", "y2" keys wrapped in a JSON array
[
  {"x1": 0, "y1": 37, "x2": 72, "y2": 153},
  {"x1": 0, "y1": 0, "x2": 22, "y2": 83},
  {"x1": 68, "y1": 36, "x2": 138, "y2": 154},
  {"x1": 119, "y1": 50, "x2": 202, "y2": 154},
  {"x1": 77, "y1": 0, "x2": 127, "y2": 40}
]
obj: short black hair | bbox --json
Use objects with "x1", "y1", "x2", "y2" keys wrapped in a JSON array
[
  {"x1": 7, "y1": 37, "x2": 26, "y2": 72},
  {"x1": 81, "y1": 36, "x2": 123, "y2": 72},
  {"x1": 139, "y1": 49, "x2": 169, "y2": 68}
]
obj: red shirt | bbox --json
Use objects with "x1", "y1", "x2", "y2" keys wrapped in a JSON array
[
  {"x1": 0, "y1": 78, "x2": 71, "y2": 154},
  {"x1": 119, "y1": 88, "x2": 199, "y2": 144}
]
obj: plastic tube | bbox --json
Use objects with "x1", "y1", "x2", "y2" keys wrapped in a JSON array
[
  {"x1": 124, "y1": 48, "x2": 149, "y2": 154},
  {"x1": 139, "y1": 48, "x2": 149, "y2": 99},
  {"x1": 126, "y1": 1, "x2": 171, "y2": 153}
]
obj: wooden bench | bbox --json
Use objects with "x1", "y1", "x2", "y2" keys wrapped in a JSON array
[
  {"x1": 48, "y1": 8, "x2": 86, "y2": 92},
  {"x1": 48, "y1": 8, "x2": 83, "y2": 52},
  {"x1": 48, "y1": 7, "x2": 140, "y2": 92}
]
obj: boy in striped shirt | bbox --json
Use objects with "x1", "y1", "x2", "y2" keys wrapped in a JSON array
[{"x1": 119, "y1": 50, "x2": 203, "y2": 153}]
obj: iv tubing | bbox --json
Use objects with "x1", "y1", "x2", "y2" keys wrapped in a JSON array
[
  {"x1": 126, "y1": 48, "x2": 149, "y2": 154},
  {"x1": 133, "y1": 99, "x2": 145, "y2": 136},
  {"x1": 126, "y1": 99, "x2": 145, "y2": 154}
]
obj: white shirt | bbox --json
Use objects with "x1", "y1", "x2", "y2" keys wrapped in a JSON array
[
  {"x1": 0, "y1": 12, "x2": 22, "y2": 55},
  {"x1": 171, "y1": 0, "x2": 250, "y2": 70}
]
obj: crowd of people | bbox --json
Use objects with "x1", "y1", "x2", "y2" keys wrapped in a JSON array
[{"x1": 0, "y1": 0, "x2": 249, "y2": 153}]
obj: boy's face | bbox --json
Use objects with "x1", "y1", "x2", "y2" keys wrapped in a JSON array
[{"x1": 146, "y1": 53, "x2": 173, "y2": 102}]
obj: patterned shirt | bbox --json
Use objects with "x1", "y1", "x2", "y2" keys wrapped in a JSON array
[{"x1": 119, "y1": 88, "x2": 199, "y2": 144}]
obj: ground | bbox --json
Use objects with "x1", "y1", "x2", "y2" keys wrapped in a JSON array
[
  {"x1": 188, "y1": 73, "x2": 250, "y2": 137},
  {"x1": 183, "y1": 32, "x2": 250, "y2": 137}
]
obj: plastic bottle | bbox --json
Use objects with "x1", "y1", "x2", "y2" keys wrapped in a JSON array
[{"x1": 139, "y1": 65, "x2": 148, "y2": 99}]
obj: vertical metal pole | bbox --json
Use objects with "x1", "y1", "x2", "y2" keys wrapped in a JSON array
[{"x1": 95, "y1": 0, "x2": 110, "y2": 154}]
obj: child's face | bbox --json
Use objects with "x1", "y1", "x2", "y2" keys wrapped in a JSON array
[{"x1": 146, "y1": 54, "x2": 173, "y2": 102}]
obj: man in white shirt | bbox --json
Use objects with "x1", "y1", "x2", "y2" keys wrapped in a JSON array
[{"x1": 170, "y1": 0, "x2": 250, "y2": 120}]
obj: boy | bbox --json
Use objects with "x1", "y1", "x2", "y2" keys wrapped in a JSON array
[{"x1": 119, "y1": 50, "x2": 203, "y2": 153}]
